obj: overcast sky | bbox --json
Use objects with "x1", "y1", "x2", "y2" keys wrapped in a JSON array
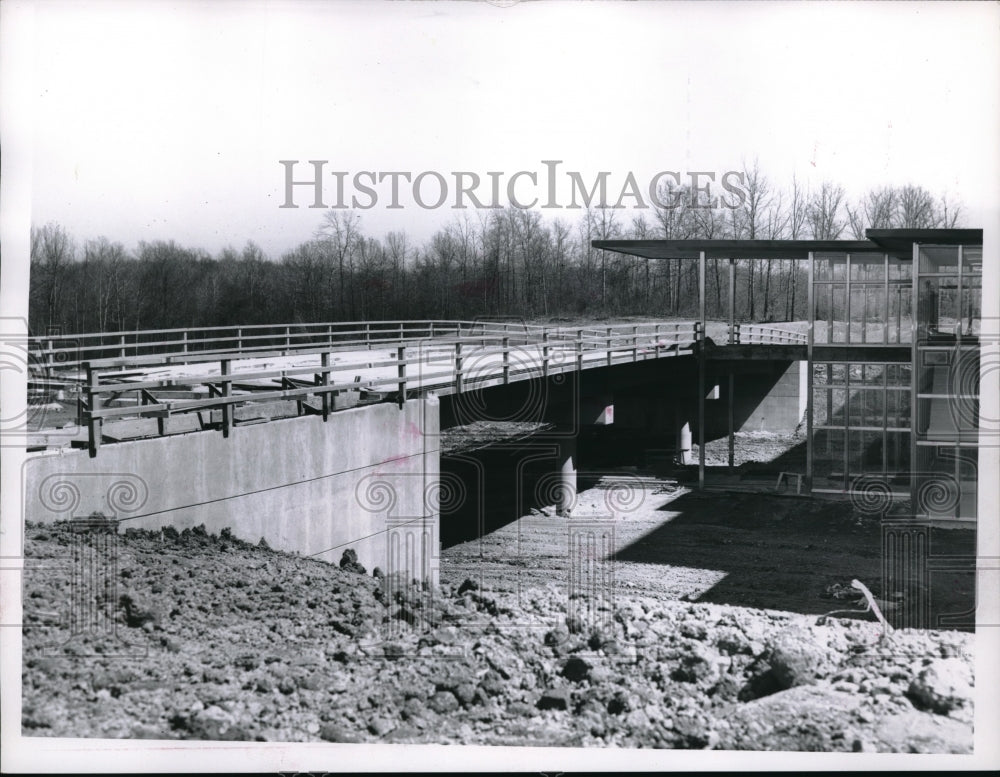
[{"x1": 11, "y1": 0, "x2": 1000, "y2": 258}]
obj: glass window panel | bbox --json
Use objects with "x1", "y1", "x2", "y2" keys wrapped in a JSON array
[
  {"x1": 885, "y1": 391, "x2": 903, "y2": 426},
  {"x1": 852, "y1": 388, "x2": 884, "y2": 426},
  {"x1": 847, "y1": 429, "x2": 881, "y2": 478},
  {"x1": 919, "y1": 245, "x2": 959, "y2": 274},
  {"x1": 870, "y1": 286, "x2": 886, "y2": 343},
  {"x1": 957, "y1": 447, "x2": 978, "y2": 520},
  {"x1": 812, "y1": 428, "x2": 846, "y2": 485},
  {"x1": 886, "y1": 388, "x2": 912, "y2": 429},
  {"x1": 961, "y1": 246, "x2": 983, "y2": 276},
  {"x1": 885, "y1": 431, "x2": 911, "y2": 477},
  {"x1": 888, "y1": 284, "x2": 910, "y2": 343},
  {"x1": 889, "y1": 256, "x2": 912, "y2": 280},
  {"x1": 960, "y1": 277, "x2": 981, "y2": 337},
  {"x1": 849, "y1": 287, "x2": 866, "y2": 342},
  {"x1": 813, "y1": 387, "x2": 832, "y2": 426},
  {"x1": 917, "y1": 277, "x2": 960, "y2": 337},
  {"x1": 830, "y1": 285, "x2": 847, "y2": 342},
  {"x1": 814, "y1": 255, "x2": 831, "y2": 281},
  {"x1": 850, "y1": 254, "x2": 886, "y2": 280},
  {"x1": 831, "y1": 387, "x2": 847, "y2": 425},
  {"x1": 916, "y1": 396, "x2": 957, "y2": 440}
]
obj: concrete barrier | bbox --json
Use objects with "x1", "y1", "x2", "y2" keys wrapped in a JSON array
[{"x1": 23, "y1": 398, "x2": 440, "y2": 580}]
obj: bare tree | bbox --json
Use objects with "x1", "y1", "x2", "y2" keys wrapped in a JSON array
[
  {"x1": 897, "y1": 184, "x2": 938, "y2": 228},
  {"x1": 807, "y1": 181, "x2": 847, "y2": 239},
  {"x1": 315, "y1": 210, "x2": 363, "y2": 318}
]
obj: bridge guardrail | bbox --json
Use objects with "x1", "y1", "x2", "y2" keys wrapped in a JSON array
[
  {"x1": 29, "y1": 319, "x2": 702, "y2": 375},
  {"x1": 729, "y1": 323, "x2": 808, "y2": 345},
  {"x1": 64, "y1": 321, "x2": 699, "y2": 456}
]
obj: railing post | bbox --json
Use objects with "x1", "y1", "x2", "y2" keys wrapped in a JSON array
[
  {"x1": 221, "y1": 359, "x2": 232, "y2": 437},
  {"x1": 429, "y1": 322, "x2": 435, "y2": 339},
  {"x1": 396, "y1": 345, "x2": 406, "y2": 408},
  {"x1": 399, "y1": 323, "x2": 404, "y2": 343},
  {"x1": 542, "y1": 331, "x2": 550, "y2": 379},
  {"x1": 119, "y1": 335, "x2": 126, "y2": 360},
  {"x1": 365, "y1": 323, "x2": 371, "y2": 350},
  {"x1": 502, "y1": 336, "x2": 510, "y2": 384},
  {"x1": 576, "y1": 329, "x2": 584, "y2": 373},
  {"x1": 320, "y1": 352, "x2": 330, "y2": 421},
  {"x1": 327, "y1": 324, "x2": 333, "y2": 348},
  {"x1": 284, "y1": 326, "x2": 291, "y2": 351},
  {"x1": 734, "y1": 323, "x2": 741, "y2": 345},
  {"x1": 237, "y1": 327, "x2": 243, "y2": 352},
  {"x1": 606, "y1": 326, "x2": 613, "y2": 367},
  {"x1": 85, "y1": 363, "x2": 101, "y2": 458},
  {"x1": 455, "y1": 341, "x2": 463, "y2": 393},
  {"x1": 632, "y1": 325, "x2": 638, "y2": 362},
  {"x1": 182, "y1": 331, "x2": 188, "y2": 354}
]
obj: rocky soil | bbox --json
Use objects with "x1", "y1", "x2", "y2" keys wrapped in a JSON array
[{"x1": 21, "y1": 519, "x2": 973, "y2": 751}]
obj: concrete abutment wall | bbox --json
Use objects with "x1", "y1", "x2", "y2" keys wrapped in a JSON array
[{"x1": 23, "y1": 398, "x2": 441, "y2": 581}]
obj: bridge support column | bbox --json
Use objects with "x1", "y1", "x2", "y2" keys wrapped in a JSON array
[
  {"x1": 557, "y1": 430, "x2": 577, "y2": 517},
  {"x1": 677, "y1": 419, "x2": 693, "y2": 466}
]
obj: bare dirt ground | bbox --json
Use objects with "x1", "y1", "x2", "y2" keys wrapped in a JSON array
[{"x1": 21, "y1": 474, "x2": 975, "y2": 752}]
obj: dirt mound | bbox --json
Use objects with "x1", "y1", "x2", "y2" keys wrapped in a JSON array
[{"x1": 21, "y1": 522, "x2": 973, "y2": 751}]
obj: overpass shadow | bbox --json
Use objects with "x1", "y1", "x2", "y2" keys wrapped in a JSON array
[
  {"x1": 440, "y1": 435, "x2": 618, "y2": 548},
  {"x1": 609, "y1": 490, "x2": 976, "y2": 629}
]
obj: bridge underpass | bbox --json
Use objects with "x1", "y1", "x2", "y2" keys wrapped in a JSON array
[{"x1": 22, "y1": 318, "x2": 810, "y2": 581}]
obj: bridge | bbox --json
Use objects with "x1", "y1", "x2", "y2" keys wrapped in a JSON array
[
  {"x1": 21, "y1": 228, "x2": 985, "y2": 583},
  {"x1": 22, "y1": 317, "x2": 807, "y2": 580}
]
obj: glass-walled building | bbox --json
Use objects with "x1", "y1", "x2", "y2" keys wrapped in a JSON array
[
  {"x1": 809, "y1": 231, "x2": 982, "y2": 522},
  {"x1": 594, "y1": 228, "x2": 984, "y2": 524},
  {"x1": 911, "y1": 242, "x2": 982, "y2": 521},
  {"x1": 810, "y1": 250, "x2": 915, "y2": 498}
]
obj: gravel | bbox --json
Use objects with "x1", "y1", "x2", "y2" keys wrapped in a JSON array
[{"x1": 20, "y1": 520, "x2": 974, "y2": 751}]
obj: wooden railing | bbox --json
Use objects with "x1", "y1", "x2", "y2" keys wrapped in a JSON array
[
  {"x1": 729, "y1": 323, "x2": 808, "y2": 345},
  {"x1": 66, "y1": 320, "x2": 700, "y2": 456},
  {"x1": 30, "y1": 319, "x2": 704, "y2": 374}
]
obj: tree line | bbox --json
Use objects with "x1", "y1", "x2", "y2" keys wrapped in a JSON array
[{"x1": 28, "y1": 165, "x2": 963, "y2": 336}]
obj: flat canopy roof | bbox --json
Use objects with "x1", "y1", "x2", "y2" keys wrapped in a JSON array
[{"x1": 592, "y1": 228, "x2": 983, "y2": 261}]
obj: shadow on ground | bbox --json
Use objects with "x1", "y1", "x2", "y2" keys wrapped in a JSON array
[{"x1": 611, "y1": 490, "x2": 976, "y2": 630}]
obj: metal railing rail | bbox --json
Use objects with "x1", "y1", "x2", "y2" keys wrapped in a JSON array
[
  {"x1": 30, "y1": 319, "x2": 701, "y2": 374},
  {"x1": 729, "y1": 323, "x2": 808, "y2": 345},
  {"x1": 69, "y1": 321, "x2": 700, "y2": 456}
]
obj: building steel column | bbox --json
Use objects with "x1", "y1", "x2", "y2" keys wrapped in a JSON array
[
  {"x1": 806, "y1": 252, "x2": 814, "y2": 489},
  {"x1": 698, "y1": 250, "x2": 706, "y2": 490},
  {"x1": 728, "y1": 258, "x2": 736, "y2": 345},
  {"x1": 728, "y1": 371, "x2": 735, "y2": 471},
  {"x1": 727, "y1": 257, "x2": 736, "y2": 471},
  {"x1": 910, "y1": 241, "x2": 919, "y2": 512}
]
